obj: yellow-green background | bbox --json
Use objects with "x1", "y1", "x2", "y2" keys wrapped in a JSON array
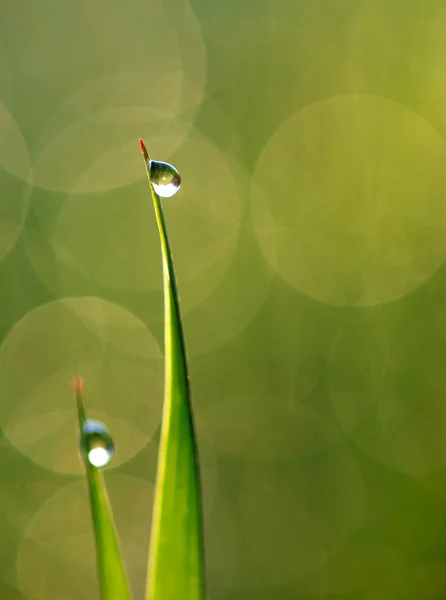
[{"x1": 1, "y1": 0, "x2": 446, "y2": 598}]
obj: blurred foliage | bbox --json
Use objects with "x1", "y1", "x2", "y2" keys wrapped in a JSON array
[{"x1": 1, "y1": 0, "x2": 446, "y2": 598}]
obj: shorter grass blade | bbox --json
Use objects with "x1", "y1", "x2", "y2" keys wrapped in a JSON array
[{"x1": 74, "y1": 375, "x2": 133, "y2": 600}]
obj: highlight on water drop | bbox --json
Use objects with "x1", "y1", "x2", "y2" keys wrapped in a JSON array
[
  {"x1": 80, "y1": 419, "x2": 115, "y2": 468},
  {"x1": 148, "y1": 159, "x2": 181, "y2": 198}
]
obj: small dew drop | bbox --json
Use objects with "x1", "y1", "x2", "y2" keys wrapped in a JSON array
[
  {"x1": 149, "y1": 159, "x2": 181, "y2": 198},
  {"x1": 81, "y1": 419, "x2": 115, "y2": 468}
]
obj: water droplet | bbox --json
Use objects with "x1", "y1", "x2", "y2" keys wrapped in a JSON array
[
  {"x1": 149, "y1": 160, "x2": 181, "y2": 198},
  {"x1": 81, "y1": 419, "x2": 115, "y2": 468}
]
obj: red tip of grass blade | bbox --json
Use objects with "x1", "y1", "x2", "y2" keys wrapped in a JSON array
[
  {"x1": 73, "y1": 375, "x2": 86, "y2": 428},
  {"x1": 139, "y1": 138, "x2": 149, "y2": 162},
  {"x1": 72, "y1": 375, "x2": 84, "y2": 395}
]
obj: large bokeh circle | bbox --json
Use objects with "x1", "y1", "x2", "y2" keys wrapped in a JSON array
[
  {"x1": 0, "y1": 297, "x2": 163, "y2": 473},
  {"x1": 0, "y1": 100, "x2": 31, "y2": 263},
  {"x1": 238, "y1": 445, "x2": 364, "y2": 587},
  {"x1": 251, "y1": 94, "x2": 446, "y2": 306},
  {"x1": 329, "y1": 296, "x2": 446, "y2": 475},
  {"x1": 17, "y1": 476, "x2": 154, "y2": 600}
]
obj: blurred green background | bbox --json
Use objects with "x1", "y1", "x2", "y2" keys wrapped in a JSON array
[{"x1": 2, "y1": 0, "x2": 446, "y2": 598}]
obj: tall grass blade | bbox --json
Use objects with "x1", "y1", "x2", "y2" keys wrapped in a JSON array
[{"x1": 139, "y1": 139, "x2": 205, "y2": 600}]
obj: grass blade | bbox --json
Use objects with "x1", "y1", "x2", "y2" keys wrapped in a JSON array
[
  {"x1": 139, "y1": 139, "x2": 205, "y2": 600},
  {"x1": 74, "y1": 376, "x2": 133, "y2": 600}
]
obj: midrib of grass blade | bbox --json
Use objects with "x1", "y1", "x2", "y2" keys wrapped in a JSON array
[
  {"x1": 74, "y1": 376, "x2": 133, "y2": 600},
  {"x1": 139, "y1": 139, "x2": 205, "y2": 600}
]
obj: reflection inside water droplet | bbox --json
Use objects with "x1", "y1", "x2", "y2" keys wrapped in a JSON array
[
  {"x1": 81, "y1": 419, "x2": 115, "y2": 468},
  {"x1": 149, "y1": 159, "x2": 181, "y2": 198}
]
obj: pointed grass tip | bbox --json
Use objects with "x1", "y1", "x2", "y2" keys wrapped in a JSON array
[
  {"x1": 139, "y1": 138, "x2": 149, "y2": 162},
  {"x1": 72, "y1": 375, "x2": 85, "y2": 395}
]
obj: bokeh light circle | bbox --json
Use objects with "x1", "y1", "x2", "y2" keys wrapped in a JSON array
[
  {"x1": 251, "y1": 94, "x2": 446, "y2": 306},
  {"x1": 329, "y1": 303, "x2": 446, "y2": 475},
  {"x1": 0, "y1": 101, "x2": 30, "y2": 182},
  {"x1": 181, "y1": 217, "x2": 274, "y2": 356},
  {"x1": 0, "y1": 42, "x2": 13, "y2": 107},
  {"x1": 200, "y1": 0, "x2": 306, "y2": 67},
  {"x1": 203, "y1": 489, "x2": 239, "y2": 593},
  {"x1": 366, "y1": 564, "x2": 446, "y2": 600},
  {"x1": 58, "y1": 135, "x2": 242, "y2": 291},
  {"x1": 17, "y1": 475, "x2": 154, "y2": 600},
  {"x1": 0, "y1": 100, "x2": 31, "y2": 263},
  {"x1": 0, "y1": 297, "x2": 163, "y2": 473},
  {"x1": 238, "y1": 446, "x2": 364, "y2": 586},
  {"x1": 33, "y1": 107, "x2": 197, "y2": 195},
  {"x1": 2, "y1": 0, "x2": 206, "y2": 152},
  {"x1": 26, "y1": 134, "x2": 246, "y2": 329},
  {"x1": 23, "y1": 0, "x2": 206, "y2": 195},
  {"x1": 293, "y1": 542, "x2": 408, "y2": 596},
  {"x1": 198, "y1": 392, "x2": 340, "y2": 461}
]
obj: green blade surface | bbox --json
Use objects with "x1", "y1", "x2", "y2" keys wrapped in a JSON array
[
  {"x1": 74, "y1": 376, "x2": 133, "y2": 600},
  {"x1": 140, "y1": 140, "x2": 205, "y2": 600}
]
